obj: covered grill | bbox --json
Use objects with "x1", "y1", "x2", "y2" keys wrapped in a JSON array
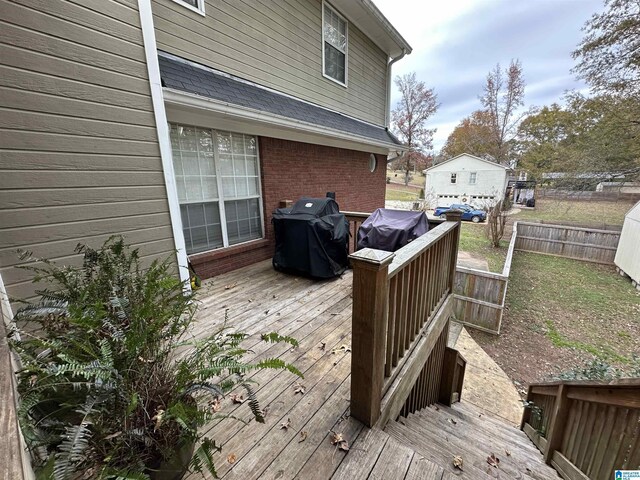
[
  {"x1": 272, "y1": 197, "x2": 349, "y2": 279},
  {"x1": 357, "y1": 208, "x2": 429, "y2": 252}
]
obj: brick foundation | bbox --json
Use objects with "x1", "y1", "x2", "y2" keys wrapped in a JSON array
[{"x1": 189, "y1": 136, "x2": 387, "y2": 279}]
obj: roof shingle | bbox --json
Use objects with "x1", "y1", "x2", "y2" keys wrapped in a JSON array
[{"x1": 158, "y1": 53, "x2": 402, "y2": 147}]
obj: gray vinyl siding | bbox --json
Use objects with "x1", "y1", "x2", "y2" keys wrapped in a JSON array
[
  {"x1": 0, "y1": 0, "x2": 177, "y2": 302},
  {"x1": 152, "y1": 0, "x2": 389, "y2": 126}
]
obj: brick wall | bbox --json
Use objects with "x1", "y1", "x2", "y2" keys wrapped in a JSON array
[{"x1": 190, "y1": 136, "x2": 387, "y2": 279}]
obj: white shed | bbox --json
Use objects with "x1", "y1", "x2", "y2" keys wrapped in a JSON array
[
  {"x1": 423, "y1": 153, "x2": 509, "y2": 209},
  {"x1": 614, "y1": 201, "x2": 640, "y2": 289}
]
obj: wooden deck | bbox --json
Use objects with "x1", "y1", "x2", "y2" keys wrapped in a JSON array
[
  {"x1": 187, "y1": 259, "x2": 360, "y2": 480},
  {"x1": 186, "y1": 260, "x2": 448, "y2": 480}
]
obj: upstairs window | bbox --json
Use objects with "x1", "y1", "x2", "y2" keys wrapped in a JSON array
[
  {"x1": 469, "y1": 172, "x2": 477, "y2": 184},
  {"x1": 172, "y1": 0, "x2": 205, "y2": 16},
  {"x1": 322, "y1": 2, "x2": 347, "y2": 86},
  {"x1": 450, "y1": 173, "x2": 457, "y2": 184}
]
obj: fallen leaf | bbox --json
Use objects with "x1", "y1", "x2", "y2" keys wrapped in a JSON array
[
  {"x1": 434, "y1": 406, "x2": 440, "y2": 411},
  {"x1": 264, "y1": 309, "x2": 270, "y2": 315},
  {"x1": 452, "y1": 455, "x2": 464, "y2": 471},
  {"x1": 487, "y1": 454, "x2": 500, "y2": 468},
  {"x1": 298, "y1": 431, "x2": 308, "y2": 443},
  {"x1": 330, "y1": 431, "x2": 349, "y2": 451},
  {"x1": 293, "y1": 383, "x2": 306, "y2": 395},
  {"x1": 152, "y1": 409, "x2": 165, "y2": 432},
  {"x1": 330, "y1": 432, "x2": 344, "y2": 445},
  {"x1": 230, "y1": 394, "x2": 244, "y2": 404},
  {"x1": 224, "y1": 282, "x2": 237, "y2": 290},
  {"x1": 209, "y1": 397, "x2": 222, "y2": 413},
  {"x1": 319, "y1": 342, "x2": 326, "y2": 351},
  {"x1": 273, "y1": 294, "x2": 277, "y2": 298},
  {"x1": 449, "y1": 418, "x2": 457, "y2": 425},
  {"x1": 505, "y1": 449, "x2": 511, "y2": 457},
  {"x1": 331, "y1": 344, "x2": 352, "y2": 354},
  {"x1": 227, "y1": 453, "x2": 237, "y2": 464},
  {"x1": 280, "y1": 418, "x2": 292, "y2": 431}
]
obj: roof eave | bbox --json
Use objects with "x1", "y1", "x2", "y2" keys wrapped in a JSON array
[
  {"x1": 330, "y1": 0, "x2": 412, "y2": 58},
  {"x1": 163, "y1": 88, "x2": 405, "y2": 153}
]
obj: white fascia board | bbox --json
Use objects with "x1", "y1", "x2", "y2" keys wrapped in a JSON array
[
  {"x1": 138, "y1": 0, "x2": 191, "y2": 290},
  {"x1": 162, "y1": 88, "x2": 407, "y2": 154}
]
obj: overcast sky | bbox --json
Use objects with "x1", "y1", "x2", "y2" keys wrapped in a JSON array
[{"x1": 373, "y1": 0, "x2": 603, "y2": 151}]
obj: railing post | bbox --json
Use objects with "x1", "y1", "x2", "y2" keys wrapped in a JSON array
[
  {"x1": 445, "y1": 210, "x2": 462, "y2": 292},
  {"x1": 349, "y1": 248, "x2": 395, "y2": 427},
  {"x1": 543, "y1": 384, "x2": 569, "y2": 464}
]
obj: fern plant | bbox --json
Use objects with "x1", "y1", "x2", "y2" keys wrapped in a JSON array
[{"x1": 9, "y1": 237, "x2": 301, "y2": 479}]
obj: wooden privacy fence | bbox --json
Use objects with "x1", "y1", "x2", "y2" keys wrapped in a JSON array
[
  {"x1": 515, "y1": 222, "x2": 621, "y2": 265},
  {"x1": 521, "y1": 379, "x2": 640, "y2": 480},
  {"x1": 451, "y1": 222, "x2": 518, "y2": 334},
  {"x1": 349, "y1": 216, "x2": 461, "y2": 427}
]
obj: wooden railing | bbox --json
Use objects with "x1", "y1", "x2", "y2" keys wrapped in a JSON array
[
  {"x1": 1, "y1": 277, "x2": 31, "y2": 480},
  {"x1": 342, "y1": 211, "x2": 370, "y2": 254},
  {"x1": 438, "y1": 347, "x2": 467, "y2": 407},
  {"x1": 521, "y1": 379, "x2": 640, "y2": 480},
  {"x1": 349, "y1": 212, "x2": 461, "y2": 427}
]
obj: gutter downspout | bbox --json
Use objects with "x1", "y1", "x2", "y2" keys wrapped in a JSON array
[{"x1": 385, "y1": 48, "x2": 406, "y2": 128}]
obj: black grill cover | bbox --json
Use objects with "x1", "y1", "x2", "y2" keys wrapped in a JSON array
[
  {"x1": 357, "y1": 208, "x2": 429, "y2": 252},
  {"x1": 272, "y1": 198, "x2": 349, "y2": 279}
]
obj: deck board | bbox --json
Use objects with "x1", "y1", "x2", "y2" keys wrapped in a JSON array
[{"x1": 185, "y1": 261, "x2": 367, "y2": 480}]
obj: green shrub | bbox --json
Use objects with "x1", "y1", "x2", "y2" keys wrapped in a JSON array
[{"x1": 10, "y1": 237, "x2": 300, "y2": 479}]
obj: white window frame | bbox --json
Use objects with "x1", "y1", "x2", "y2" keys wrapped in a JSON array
[
  {"x1": 469, "y1": 172, "x2": 477, "y2": 184},
  {"x1": 321, "y1": 1, "x2": 348, "y2": 88},
  {"x1": 171, "y1": 124, "x2": 264, "y2": 255},
  {"x1": 450, "y1": 173, "x2": 457, "y2": 184},
  {"x1": 171, "y1": 0, "x2": 205, "y2": 16}
]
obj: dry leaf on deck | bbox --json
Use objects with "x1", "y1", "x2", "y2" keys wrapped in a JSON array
[
  {"x1": 505, "y1": 449, "x2": 511, "y2": 457},
  {"x1": 293, "y1": 383, "x2": 306, "y2": 395},
  {"x1": 227, "y1": 453, "x2": 237, "y2": 464},
  {"x1": 209, "y1": 397, "x2": 222, "y2": 413},
  {"x1": 487, "y1": 454, "x2": 500, "y2": 468},
  {"x1": 280, "y1": 418, "x2": 292, "y2": 431},
  {"x1": 452, "y1": 455, "x2": 464, "y2": 471},
  {"x1": 230, "y1": 394, "x2": 244, "y2": 404},
  {"x1": 330, "y1": 431, "x2": 349, "y2": 451},
  {"x1": 319, "y1": 342, "x2": 326, "y2": 351},
  {"x1": 449, "y1": 418, "x2": 457, "y2": 425},
  {"x1": 298, "y1": 431, "x2": 308, "y2": 443},
  {"x1": 224, "y1": 282, "x2": 237, "y2": 290}
]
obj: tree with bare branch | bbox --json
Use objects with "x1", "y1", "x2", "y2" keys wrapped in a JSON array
[
  {"x1": 479, "y1": 60, "x2": 529, "y2": 165},
  {"x1": 391, "y1": 73, "x2": 439, "y2": 185}
]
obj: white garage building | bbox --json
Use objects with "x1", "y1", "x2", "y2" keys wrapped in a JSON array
[{"x1": 423, "y1": 153, "x2": 509, "y2": 208}]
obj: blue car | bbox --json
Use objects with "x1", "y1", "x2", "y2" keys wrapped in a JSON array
[{"x1": 434, "y1": 204, "x2": 487, "y2": 223}]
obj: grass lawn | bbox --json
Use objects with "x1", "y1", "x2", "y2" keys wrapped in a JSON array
[
  {"x1": 471, "y1": 252, "x2": 640, "y2": 392},
  {"x1": 458, "y1": 223, "x2": 508, "y2": 273},
  {"x1": 513, "y1": 198, "x2": 634, "y2": 226},
  {"x1": 386, "y1": 189, "x2": 419, "y2": 201},
  {"x1": 387, "y1": 169, "x2": 425, "y2": 187}
]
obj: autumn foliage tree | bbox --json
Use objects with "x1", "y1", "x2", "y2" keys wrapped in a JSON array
[
  {"x1": 441, "y1": 110, "x2": 494, "y2": 159},
  {"x1": 391, "y1": 73, "x2": 439, "y2": 184}
]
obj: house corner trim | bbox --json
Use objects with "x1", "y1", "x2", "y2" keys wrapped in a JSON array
[{"x1": 138, "y1": 0, "x2": 191, "y2": 289}]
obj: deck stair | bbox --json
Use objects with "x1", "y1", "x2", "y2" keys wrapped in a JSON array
[{"x1": 381, "y1": 400, "x2": 560, "y2": 480}]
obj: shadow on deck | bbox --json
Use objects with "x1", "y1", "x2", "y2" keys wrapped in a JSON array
[{"x1": 187, "y1": 260, "x2": 360, "y2": 479}]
